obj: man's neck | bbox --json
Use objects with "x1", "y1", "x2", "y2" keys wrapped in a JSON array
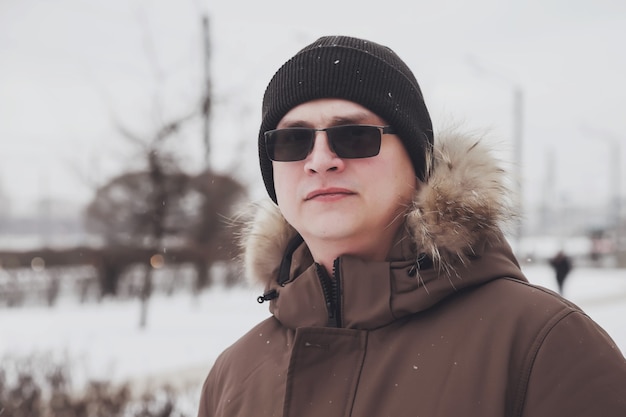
[{"x1": 306, "y1": 236, "x2": 394, "y2": 275}]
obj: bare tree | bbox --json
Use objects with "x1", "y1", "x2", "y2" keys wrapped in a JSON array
[
  {"x1": 186, "y1": 169, "x2": 246, "y2": 289},
  {"x1": 85, "y1": 145, "x2": 247, "y2": 327},
  {"x1": 81, "y1": 10, "x2": 249, "y2": 327},
  {"x1": 87, "y1": 113, "x2": 194, "y2": 327}
]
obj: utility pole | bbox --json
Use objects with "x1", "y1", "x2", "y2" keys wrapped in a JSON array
[
  {"x1": 201, "y1": 14, "x2": 212, "y2": 167},
  {"x1": 467, "y1": 57, "x2": 525, "y2": 253},
  {"x1": 580, "y1": 125, "x2": 623, "y2": 262},
  {"x1": 540, "y1": 148, "x2": 556, "y2": 232}
]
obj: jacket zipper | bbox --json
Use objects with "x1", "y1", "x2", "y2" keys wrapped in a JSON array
[{"x1": 315, "y1": 259, "x2": 342, "y2": 328}]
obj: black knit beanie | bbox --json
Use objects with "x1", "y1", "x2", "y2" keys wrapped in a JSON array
[{"x1": 259, "y1": 35, "x2": 433, "y2": 203}]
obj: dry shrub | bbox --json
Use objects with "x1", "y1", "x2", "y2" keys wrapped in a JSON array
[{"x1": 0, "y1": 354, "x2": 192, "y2": 417}]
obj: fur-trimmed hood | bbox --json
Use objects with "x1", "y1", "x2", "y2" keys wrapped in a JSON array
[{"x1": 241, "y1": 129, "x2": 518, "y2": 287}]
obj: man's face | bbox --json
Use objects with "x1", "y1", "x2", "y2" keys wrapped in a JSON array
[{"x1": 272, "y1": 98, "x2": 417, "y2": 260}]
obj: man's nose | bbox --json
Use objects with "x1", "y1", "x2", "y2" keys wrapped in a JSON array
[{"x1": 304, "y1": 132, "x2": 344, "y2": 173}]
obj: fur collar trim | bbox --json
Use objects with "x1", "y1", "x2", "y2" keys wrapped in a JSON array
[{"x1": 239, "y1": 129, "x2": 517, "y2": 286}]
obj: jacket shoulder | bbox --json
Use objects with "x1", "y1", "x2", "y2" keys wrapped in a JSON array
[
  {"x1": 478, "y1": 278, "x2": 626, "y2": 416},
  {"x1": 199, "y1": 316, "x2": 289, "y2": 416}
]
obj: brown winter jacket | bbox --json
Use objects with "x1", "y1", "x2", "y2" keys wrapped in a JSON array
[{"x1": 198, "y1": 132, "x2": 626, "y2": 417}]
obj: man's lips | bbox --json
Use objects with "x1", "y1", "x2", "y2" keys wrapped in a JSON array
[{"x1": 305, "y1": 188, "x2": 355, "y2": 200}]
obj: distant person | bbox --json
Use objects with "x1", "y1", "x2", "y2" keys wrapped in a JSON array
[
  {"x1": 550, "y1": 250, "x2": 573, "y2": 294},
  {"x1": 197, "y1": 35, "x2": 626, "y2": 416}
]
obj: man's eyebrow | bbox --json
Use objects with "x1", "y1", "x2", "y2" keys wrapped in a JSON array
[
  {"x1": 277, "y1": 119, "x2": 312, "y2": 128},
  {"x1": 328, "y1": 113, "x2": 372, "y2": 125},
  {"x1": 278, "y1": 112, "x2": 375, "y2": 128}
]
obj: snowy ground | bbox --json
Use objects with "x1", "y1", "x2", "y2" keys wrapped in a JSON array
[{"x1": 1, "y1": 263, "x2": 625, "y2": 399}]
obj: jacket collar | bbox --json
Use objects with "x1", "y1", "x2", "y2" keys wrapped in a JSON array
[{"x1": 239, "y1": 129, "x2": 526, "y2": 329}]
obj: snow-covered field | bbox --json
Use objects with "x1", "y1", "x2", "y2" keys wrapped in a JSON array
[
  {"x1": 0, "y1": 282, "x2": 269, "y2": 394},
  {"x1": 1, "y1": 263, "x2": 625, "y2": 399}
]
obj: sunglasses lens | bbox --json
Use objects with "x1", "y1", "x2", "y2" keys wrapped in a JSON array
[
  {"x1": 329, "y1": 125, "x2": 382, "y2": 158},
  {"x1": 265, "y1": 129, "x2": 314, "y2": 161},
  {"x1": 265, "y1": 125, "x2": 385, "y2": 161}
]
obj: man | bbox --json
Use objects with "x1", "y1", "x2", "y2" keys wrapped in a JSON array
[
  {"x1": 550, "y1": 250, "x2": 573, "y2": 294},
  {"x1": 198, "y1": 35, "x2": 626, "y2": 417}
]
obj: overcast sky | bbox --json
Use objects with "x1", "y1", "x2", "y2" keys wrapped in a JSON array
[{"x1": 1, "y1": 0, "x2": 625, "y2": 217}]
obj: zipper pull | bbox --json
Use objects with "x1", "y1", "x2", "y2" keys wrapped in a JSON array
[{"x1": 257, "y1": 289, "x2": 278, "y2": 304}]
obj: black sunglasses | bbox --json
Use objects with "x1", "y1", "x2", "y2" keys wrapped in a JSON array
[{"x1": 264, "y1": 124, "x2": 395, "y2": 162}]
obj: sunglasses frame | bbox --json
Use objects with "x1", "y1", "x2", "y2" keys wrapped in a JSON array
[{"x1": 264, "y1": 124, "x2": 395, "y2": 162}]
